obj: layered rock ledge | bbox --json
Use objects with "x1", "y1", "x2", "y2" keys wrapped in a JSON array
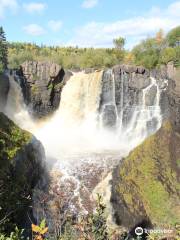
[{"x1": 16, "y1": 61, "x2": 72, "y2": 118}]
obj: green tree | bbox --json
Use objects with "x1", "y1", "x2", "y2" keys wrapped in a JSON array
[
  {"x1": 160, "y1": 47, "x2": 176, "y2": 64},
  {"x1": 132, "y1": 38, "x2": 160, "y2": 69},
  {"x1": 166, "y1": 26, "x2": 180, "y2": 47},
  {"x1": 113, "y1": 37, "x2": 125, "y2": 50},
  {"x1": 0, "y1": 27, "x2": 8, "y2": 71}
]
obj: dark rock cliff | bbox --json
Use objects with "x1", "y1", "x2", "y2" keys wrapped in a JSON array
[
  {"x1": 15, "y1": 61, "x2": 72, "y2": 119},
  {"x1": 0, "y1": 73, "x2": 9, "y2": 112},
  {"x1": 111, "y1": 122, "x2": 180, "y2": 229},
  {"x1": 167, "y1": 64, "x2": 180, "y2": 133},
  {"x1": 100, "y1": 65, "x2": 168, "y2": 129},
  {"x1": 0, "y1": 112, "x2": 45, "y2": 234},
  {"x1": 111, "y1": 65, "x2": 180, "y2": 232}
]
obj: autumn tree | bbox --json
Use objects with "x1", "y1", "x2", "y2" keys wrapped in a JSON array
[{"x1": 156, "y1": 29, "x2": 164, "y2": 44}]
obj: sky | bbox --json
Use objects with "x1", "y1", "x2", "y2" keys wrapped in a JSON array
[{"x1": 0, "y1": 0, "x2": 180, "y2": 49}]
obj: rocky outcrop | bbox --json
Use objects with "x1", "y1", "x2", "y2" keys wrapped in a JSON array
[
  {"x1": 110, "y1": 65, "x2": 180, "y2": 233},
  {"x1": 100, "y1": 65, "x2": 168, "y2": 129},
  {"x1": 167, "y1": 64, "x2": 180, "y2": 133},
  {"x1": 111, "y1": 122, "x2": 180, "y2": 231},
  {"x1": 16, "y1": 61, "x2": 72, "y2": 118},
  {"x1": 0, "y1": 112, "x2": 45, "y2": 234},
  {"x1": 0, "y1": 73, "x2": 9, "y2": 111}
]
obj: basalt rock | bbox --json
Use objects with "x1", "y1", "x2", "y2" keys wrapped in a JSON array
[
  {"x1": 111, "y1": 122, "x2": 180, "y2": 231},
  {"x1": 0, "y1": 73, "x2": 9, "y2": 112},
  {"x1": 16, "y1": 61, "x2": 72, "y2": 118},
  {"x1": 0, "y1": 112, "x2": 46, "y2": 234},
  {"x1": 167, "y1": 63, "x2": 180, "y2": 133},
  {"x1": 110, "y1": 64, "x2": 180, "y2": 233},
  {"x1": 100, "y1": 65, "x2": 168, "y2": 129}
]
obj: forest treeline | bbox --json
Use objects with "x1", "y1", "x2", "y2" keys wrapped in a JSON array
[
  {"x1": 0, "y1": 26, "x2": 179, "y2": 71},
  {"x1": 6, "y1": 26, "x2": 180, "y2": 70}
]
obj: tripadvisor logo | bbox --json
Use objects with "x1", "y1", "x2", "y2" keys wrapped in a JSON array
[
  {"x1": 135, "y1": 226, "x2": 174, "y2": 236},
  {"x1": 135, "y1": 227, "x2": 144, "y2": 236}
]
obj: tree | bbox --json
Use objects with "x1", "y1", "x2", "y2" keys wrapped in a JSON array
[
  {"x1": 0, "y1": 27, "x2": 8, "y2": 71},
  {"x1": 132, "y1": 38, "x2": 160, "y2": 69},
  {"x1": 166, "y1": 26, "x2": 180, "y2": 47},
  {"x1": 160, "y1": 47, "x2": 176, "y2": 64},
  {"x1": 113, "y1": 37, "x2": 125, "y2": 50},
  {"x1": 156, "y1": 29, "x2": 164, "y2": 44}
]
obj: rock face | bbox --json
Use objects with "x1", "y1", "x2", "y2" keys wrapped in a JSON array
[
  {"x1": 0, "y1": 112, "x2": 45, "y2": 234},
  {"x1": 167, "y1": 64, "x2": 180, "y2": 133},
  {"x1": 100, "y1": 65, "x2": 168, "y2": 130},
  {"x1": 16, "y1": 61, "x2": 72, "y2": 118},
  {"x1": 111, "y1": 122, "x2": 180, "y2": 230},
  {"x1": 110, "y1": 65, "x2": 180, "y2": 232},
  {"x1": 0, "y1": 73, "x2": 9, "y2": 111}
]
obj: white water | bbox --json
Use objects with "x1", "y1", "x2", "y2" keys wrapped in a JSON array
[
  {"x1": 117, "y1": 77, "x2": 162, "y2": 149},
  {"x1": 3, "y1": 70, "x2": 164, "y2": 215},
  {"x1": 4, "y1": 72, "x2": 36, "y2": 130}
]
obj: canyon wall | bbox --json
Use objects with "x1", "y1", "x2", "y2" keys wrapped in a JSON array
[
  {"x1": 0, "y1": 112, "x2": 46, "y2": 234},
  {"x1": 0, "y1": 73, "x2": 9, "y2": 111},
  {"x1": 16, "y1": 61, "x2": 72, "y2": 118},
  {"x1": 111, "y1": 64, "x2": 180, "y2": 233}
]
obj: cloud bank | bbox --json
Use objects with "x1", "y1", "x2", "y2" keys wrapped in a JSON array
[{"x1": 69, "y1": 1, "x2": 180, "y2": 48}]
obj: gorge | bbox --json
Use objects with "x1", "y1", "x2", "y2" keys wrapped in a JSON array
[{"x1": 1, "y1": 61, "x2": 179, "y2": 237}]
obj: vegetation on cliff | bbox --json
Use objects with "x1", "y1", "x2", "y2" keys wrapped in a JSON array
[
  {"x1": 111, "y1": 122, "x2": 180, "y2": 230},
  {"x1": 0, "y1": 113, "x2": 31, "y2": 160},
  {"x1": 0, "y1": 113, "x2": 44, "y2": 235},
  {"x1": 132, "y1": 27, "x2": 180, "y2": 69}
]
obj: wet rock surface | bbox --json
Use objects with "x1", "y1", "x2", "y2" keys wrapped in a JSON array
[
  {"x1": 16, "y1": 61, "x2": 72, "y2": 118},
  {"x1": 110, "y1": 64, "x2": 180, "y2": 231},
  {"x1": 0, "y1": 73, "x2": 9, "y2": 111},
  {"x1": 167, "y1": 63, "x2": 180, "y2": 133},
  {"x1": 100, "y1": 65, "x2": 168, "y2": 129},
  {"x1": 0, "y1": 112, "x2": 46, "y2": 233},
  {"x1": 33, "y1": 152, "x2": 120, "y2": 234}
]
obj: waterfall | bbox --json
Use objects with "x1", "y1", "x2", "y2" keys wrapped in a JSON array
[
  {"x1": 58, "y1": 70, "x2": 103, "y2": 126},
  {"x1": 3, "y1": 69, "x2": 165, "y2": 219},
  {"x1": 4, "y1": 69, "x2": 163, "y2": 162},
  {"x1": 120, "y1": 77, "x2": 162, "y2": 148},
  {"x1": 4, "y1": 71, "x2": 35, "y2": 131}
]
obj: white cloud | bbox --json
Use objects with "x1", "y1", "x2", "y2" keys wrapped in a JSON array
[
  {"x1": 23, "y1": 2, "x2": 47, "y2": 14},
  {"x1": 48, "y1": 20, "x2": 63, "y2": 32},
  {"x1": 82, "y1": 0, "x2": 98, "y2": 9},
  {"x1": 68, "y1": 1, "x2": 180, "y2": 48},
  {"x1": 23, "y1": 24, "x2": 46, "y2": 36},
  {"x1": 0, "y1": 0, "x2": 18, "y2": 18},
  {"x1": 167, "y1": 1, "x2": 180, "y2": 16}
]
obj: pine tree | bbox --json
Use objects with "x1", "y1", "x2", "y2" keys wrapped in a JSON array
[{"x1": 0, "y1": 26, "x2": 8, "y2": 71}]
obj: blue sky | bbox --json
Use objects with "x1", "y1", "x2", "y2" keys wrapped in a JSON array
[{"x1": 0, "y1": 0, "x2": 180, "y2": 49}]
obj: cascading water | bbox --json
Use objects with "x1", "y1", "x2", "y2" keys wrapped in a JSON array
[
  {"x1": 3, "y1": 69, "x2": 166, "y2": 229},
  {"x1": 118, "y1": 77, "x2": 162, "y2": 148},
  {"x1": 4, "y1": 71, "x2": 35, "y2": 130}
]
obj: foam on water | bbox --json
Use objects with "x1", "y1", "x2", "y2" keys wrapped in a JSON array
[{"x1": 3, "y1": 70, "x2": 164, "y2": 216}]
